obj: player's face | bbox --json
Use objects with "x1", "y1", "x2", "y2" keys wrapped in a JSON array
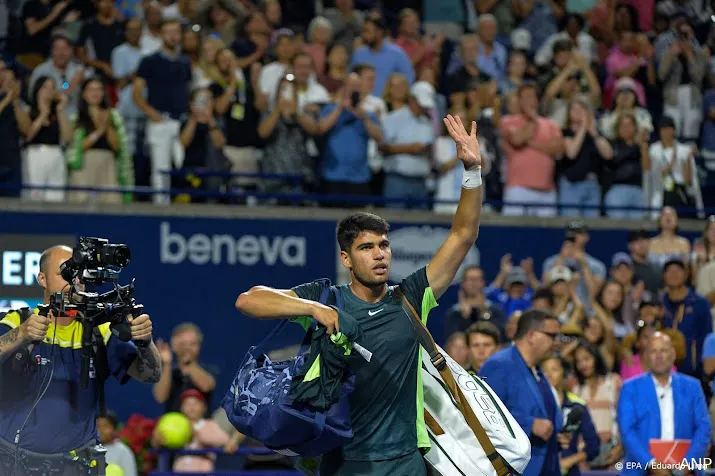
[{"x1": 342, "y1": 231, "x2": 391, "y2": 287}]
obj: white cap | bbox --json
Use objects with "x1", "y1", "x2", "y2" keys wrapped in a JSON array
[
  {"x1": 410, "y1": 81, "x2": 436, "y2": 109},
  {"x1": 511, "y1": 28, "x2": 531, "y2": 51},
  {"x1": 548, "y1": 265, "x2": 573, "y2": 284}
]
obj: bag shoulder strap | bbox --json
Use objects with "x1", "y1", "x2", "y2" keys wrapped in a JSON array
[{"x1": 394, "y1": 286, "x2": 512, "y2": 476}]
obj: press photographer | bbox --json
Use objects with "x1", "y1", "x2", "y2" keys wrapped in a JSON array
[{"x1": 0, "y1": 241, "x2": 162, "y2": 476}]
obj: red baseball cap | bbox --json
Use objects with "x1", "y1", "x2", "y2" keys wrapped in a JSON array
[{"x1": 179, "y1": 389, "x2": 206, "y2": 405}]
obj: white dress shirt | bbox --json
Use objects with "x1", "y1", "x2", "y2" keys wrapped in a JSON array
[{"x1": 652, "y1": 373, "x2": 674, "y2": 440}]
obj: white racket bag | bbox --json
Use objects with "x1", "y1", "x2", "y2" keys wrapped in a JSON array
[{"x1": 421, "y1": 345, "x2": 531, "y2": 476}]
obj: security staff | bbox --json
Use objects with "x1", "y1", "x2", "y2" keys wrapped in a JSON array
[{"x1": 0, "y1": 245, "x2": 163, "y2": 476}]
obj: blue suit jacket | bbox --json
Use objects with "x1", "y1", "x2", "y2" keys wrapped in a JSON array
[
  {"x1": 617, "y1": 372, "x2": 711, "y2": 475},
  {"x1": 479, "y1": 345, "x2": 562, "y2": 476}
]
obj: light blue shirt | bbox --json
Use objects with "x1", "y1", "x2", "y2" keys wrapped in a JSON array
[
  {"x1": 477, "y1": 43, "x2": 508, "y2": 83},
  {"x1": 351, "y1": 42, "x2": 415, "y2": 96},
  {"x1": 319, "y1": 104, "x2": 379, "y2": 184},
  {"x1": 382, "y1": 107, "x2": 434, "y2": 178},
  {"x1": 111, "y1": 42, "x2": 144, "y2": 119}
]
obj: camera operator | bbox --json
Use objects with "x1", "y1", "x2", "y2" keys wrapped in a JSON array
[{"x1": 0, "y1": 245, "x2": 162, "y2": 476}]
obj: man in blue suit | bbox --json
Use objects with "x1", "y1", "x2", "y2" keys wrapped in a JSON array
[
  {"x1": 479, "y1": 309, "x2": 562, "y2": 476},
  {"x1": 618, "y1": 332, "x2": 711, "y2": 476}
]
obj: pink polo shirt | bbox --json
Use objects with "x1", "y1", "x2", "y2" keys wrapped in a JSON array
[{"x1": 500, "y1": 115, "x2": 562, "y2": 192}]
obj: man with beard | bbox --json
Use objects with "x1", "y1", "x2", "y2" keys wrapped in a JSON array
[
  {"x1": 152, "y1": 323, "x2": 216, "y2": 414},
  {"x1": 351, "y1": 17, "x2": 414, "y2": 97},
  {"x1": 133, "y1": 18, "x2": 193, "y2": 205},
  {"x1": 236, "y1": 114, "x2": 483, "y2": 476}
]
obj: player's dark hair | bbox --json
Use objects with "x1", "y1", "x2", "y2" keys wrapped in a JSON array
[
  {"x1": 466, "y1": 321, "x2": 501, "y2": 345},
  {"x1": 514, "y1": 309, "x2": 558, "y2": 340},
  {"x1": 336, "y1": 212, "x2": 390, "y2": 252}
]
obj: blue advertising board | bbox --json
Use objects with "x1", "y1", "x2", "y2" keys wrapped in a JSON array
[
  {"x1": 0, "y1": 211, "x2": 338, "y2": 422},
  {"x1": 0, "y1": 209, "x2": 703, "y2": 423}
]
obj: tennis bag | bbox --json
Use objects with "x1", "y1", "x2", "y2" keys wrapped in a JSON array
[
  {"x1": 221, "y1": 279, "x2": 355, "y2": 457},
  {"x1": 394, "y1": 288, "x2": 531, "y2": 476}
]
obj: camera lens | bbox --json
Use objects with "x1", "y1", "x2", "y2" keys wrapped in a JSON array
[{"x1": 101, "y1": 244, "x2": 131, "y2": 267}]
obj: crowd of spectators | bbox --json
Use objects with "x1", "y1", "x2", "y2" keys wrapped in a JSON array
[
  {"x1": 444, "y1": 212, "x2": 715, "y2": 474},
  {"x1": 0, "y1": 0, "x2": 714, "y2": 214}
]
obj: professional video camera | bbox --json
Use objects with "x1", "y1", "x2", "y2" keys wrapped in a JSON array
[{"x1": 38, "y1": 237, "x2": 145, "y2": 389}]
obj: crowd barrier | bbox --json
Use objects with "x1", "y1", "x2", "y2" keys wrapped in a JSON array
[
  {"x1": 149, "y1": 448, "x2": 715, "y2": 475},
  {"x1": 1, "y1": 181, "x2": 713, "y2": 216}
]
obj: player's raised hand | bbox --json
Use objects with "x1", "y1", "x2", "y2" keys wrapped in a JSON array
[{"x1": 443, "y1": 114, "x2": 481, "y2": 170}]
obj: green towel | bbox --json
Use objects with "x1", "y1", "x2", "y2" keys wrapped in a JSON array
[{"x1": 288, "y1": 306, "x2": 365, "y2": 411}]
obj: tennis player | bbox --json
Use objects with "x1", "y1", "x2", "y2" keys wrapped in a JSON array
[{"x1": 236, "y1": 114, "x2": 483, "y2": 476}]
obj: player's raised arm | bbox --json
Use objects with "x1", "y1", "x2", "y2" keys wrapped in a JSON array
[{"x1": 426, "y1": 115, "x2": 483, "y2": 300}]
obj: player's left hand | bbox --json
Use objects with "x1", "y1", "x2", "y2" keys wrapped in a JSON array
[
  {"x1": 443, "y1": 114, "x2": 481, "y2": 170},
  {"x1": 128, "y1": 313, "x2": 153, "y2": 342}
]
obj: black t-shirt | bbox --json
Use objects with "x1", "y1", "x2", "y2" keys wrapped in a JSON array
[
  {"x1": 0, "y1": 95, "x2": 22, "y2": 167},
  {"x1": 446, "y1": 66, "x2": 492, "y2": 97},
  {"x1": 20, "y1": 0, "x2": 62, "y2": 56},
  {"x1": 26, "y1": 116, "x2": 60, "y2": 146},
  {"x1": 164, "y1": 365, "x2": 215, "y2": 414},
  {"x1": 605, "y1": 139, "x2": 642, "y2": 187},
  {"x1": 78, "y1": 19, "x2": 125, "y2": 70},
  {"x1": 136, "y1": 52, "x2": 192, "y2": 120},
  {"x1": 209, "y1": 74, "x2": 261, "y2": 148},
  {"x1": 180, "y1": 121, "x2": 210, "y2": 168},
  {"x1": 559, "y1": 128, "x2": 603, "y2": 182}
]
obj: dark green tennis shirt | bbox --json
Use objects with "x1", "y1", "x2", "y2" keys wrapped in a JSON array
[{"x1": 291, "y1": 266, "x2": 438, "y2": 462}]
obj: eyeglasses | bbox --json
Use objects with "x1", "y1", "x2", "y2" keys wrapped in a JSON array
[{"x1": 536, "y1": 330, "x2": 559, "y2": 340}]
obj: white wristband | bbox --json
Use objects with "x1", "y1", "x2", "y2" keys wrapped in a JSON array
[{"x1": 462, "y1": 167, "x2": 482, "y2": 189}]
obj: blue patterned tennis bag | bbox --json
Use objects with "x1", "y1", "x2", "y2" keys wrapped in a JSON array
[{"x1": 221, "y1": 279, "x2": 355, "y2": 457}]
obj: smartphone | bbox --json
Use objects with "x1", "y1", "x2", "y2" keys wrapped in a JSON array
[
  {"x1": 194, "y1": 91, "x2": 209, "y2": 110},
  {"x1": 351, "y1": 91, "x2": 360, "y2": 108},
  {"x1": 281, "y1": 83, "x2": 294, "y2": 101}
]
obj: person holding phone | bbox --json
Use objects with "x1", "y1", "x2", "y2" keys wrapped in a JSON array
[
  {"x1": 176, "y1": 87, "x2": 226, "y2": 202},
  {"x1": 307, "y1": 72, "x2": 383, "y2": 207}
]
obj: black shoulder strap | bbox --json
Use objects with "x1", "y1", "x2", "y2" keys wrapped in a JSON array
[
  {"x1": 17, "y1": 308, "x2": 32, "y2": 324},
  {"x1": 92, "y1": 327, "x2": 110, "y2": 415}
]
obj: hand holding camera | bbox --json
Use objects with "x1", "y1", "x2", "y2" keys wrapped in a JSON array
[
  {"x1": 19, "y1": 314, "x2": 50, "y2": 343},
  {"x1": 128, "y1": 314, "x2": 153, "y2": 343}
]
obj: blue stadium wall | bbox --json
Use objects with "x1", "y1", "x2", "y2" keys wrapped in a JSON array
[{"x1": 0, "y1": 208, "x2": 702, "y2": 422}]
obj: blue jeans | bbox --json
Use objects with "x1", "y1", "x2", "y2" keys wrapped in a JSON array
[
  {"x1": 383, "y1": 174, "x2": 429, "y2": 210},
  {"x1": 604, "y1": 184, "x2": 644, "y2": 219},
  {"x1": 558, "y1": 177, "x2": 601, "y2": 218}
]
